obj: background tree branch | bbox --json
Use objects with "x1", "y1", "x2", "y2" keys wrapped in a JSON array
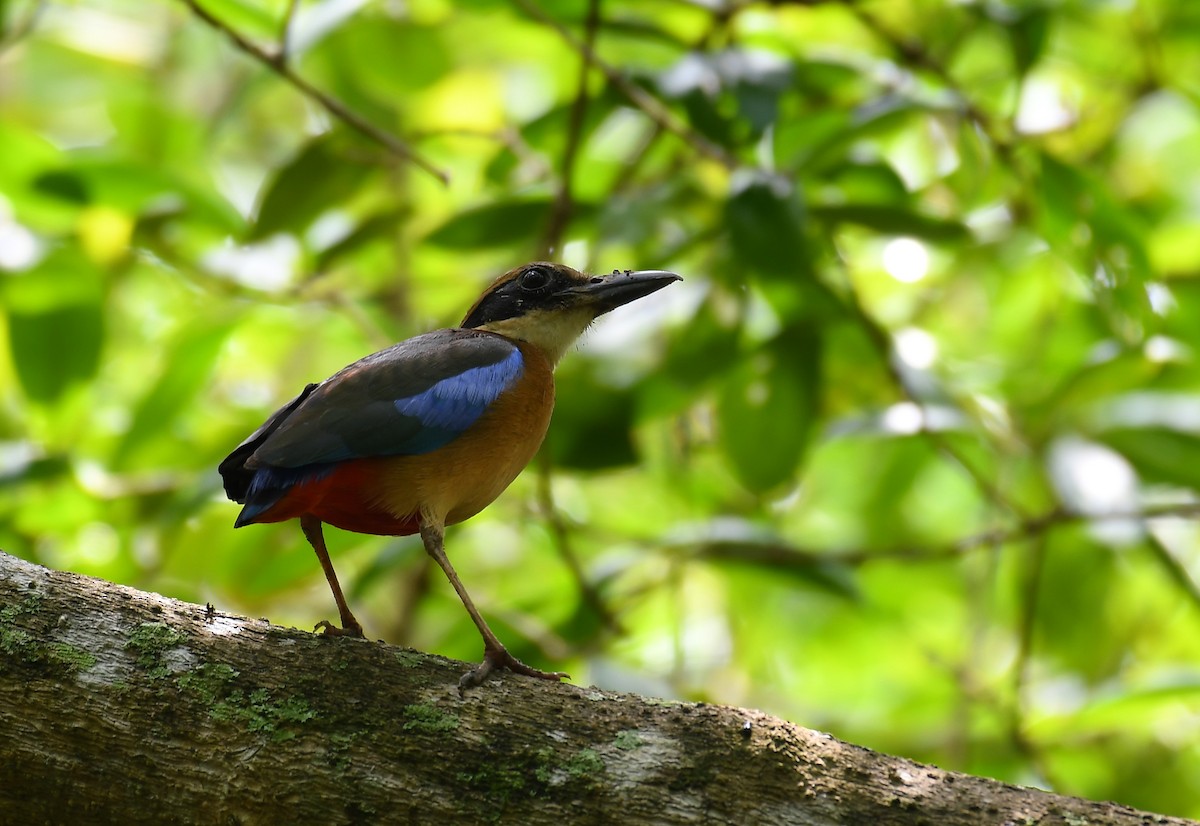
[
  {"x1": 1, "y1": 551, "x2": 1190, "y2": 826},
  {"x1": 177, "y1": 0, "x2": 449, "y2": 184}
]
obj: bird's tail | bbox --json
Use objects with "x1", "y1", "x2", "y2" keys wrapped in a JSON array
[{"x1": 218, "y1": 383, "x2": 319, "y2": 503}]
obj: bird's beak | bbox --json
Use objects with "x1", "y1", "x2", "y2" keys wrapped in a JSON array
[{"x1": 567, "y1": 269, "x2": 682, "y2": 317}]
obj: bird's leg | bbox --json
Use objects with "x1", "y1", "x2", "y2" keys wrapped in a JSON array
[
  {"x1": 300, "y1": 514, "x2": 364, "y2": 638},
  {"x1": 419, "y1": 521, "x2": 569, "y2": 689}
]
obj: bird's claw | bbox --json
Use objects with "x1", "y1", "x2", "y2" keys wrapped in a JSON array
[
  {"x1": 458, "y1": 645, "x2": 569, "y2": 691},
  {"x1": 314, "y1": 619, "x2": 365, "y2": 638}
]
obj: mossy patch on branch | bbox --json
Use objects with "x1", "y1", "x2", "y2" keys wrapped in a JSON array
[
  {"x1": 177, "y1": 662, "x2": 239, "y2": 706},
  {"x1": 564, "y1": 747, "x2": 604, "y2": 780},
  {"x1": 613, "y1": 730, "x2": 643, "y2": 751},
  {"x1": 45, "y1": 641, "x2": 98, "y2": 673},
  {"x1": 0, "y1": 593, "x2": 96, "y2": 675},
  {"x1": 401, "y1": 702, "x2": 460, "y2": 733},
  {"x1": 124, "y1": 622, "x2": 187, "y2": 678},
  {"x1": 393, "y1": 649, "x2": 427, "y2": 668},
  {"x1": 211, "y1": 687, "x2": 317, "y2": 741}
]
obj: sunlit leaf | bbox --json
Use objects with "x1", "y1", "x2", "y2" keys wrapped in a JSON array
[
  {"x1": 112, "y1": 318, "x2": 239, "y2": 469},
  {"x1": 190, "y1": 0, "x2": 279, "y2": 40},
  {"x1": 32, "y1": 159, "x2": 242, "y2": 233},
  {"x1": 312, "y1": 16, "x2": 451, "y2": 95},
  {"x1": 315, "y1": 208, "x2": 404, "y2": 271}
]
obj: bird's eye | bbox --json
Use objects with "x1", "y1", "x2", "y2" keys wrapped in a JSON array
[{"x1": 519, "y1": 267, "x2": 551, "y2": 291}]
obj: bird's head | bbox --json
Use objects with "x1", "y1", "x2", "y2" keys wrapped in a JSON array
[{"x1": 461, "y1": 262, "x2": 681, "y2": 364}]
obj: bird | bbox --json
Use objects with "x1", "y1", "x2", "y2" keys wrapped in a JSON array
[{"x1": 219, "y1": 262, "x2": 680, "y2": 688}]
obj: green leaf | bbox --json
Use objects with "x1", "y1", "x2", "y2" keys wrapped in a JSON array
[
  {"x1": 703, "y1": 544, "x2": 858, "y2": 599},
  {"x1": 0, "y1": 454, "x2": 71, "y2": 489},
  {"x1": 811, "y1": 204, "x2": 969, "y2": 241},
  {"x1": 1037, "y1": 152, "x2": 1152, "y2": 281},
  {"x1": 546, "y1": 367, "x2": 638, "y2": 470},
  {"x1": 1095, "y1": 427, "x2": 1200, "y2": 489},
  {"x1": 718, "y1": 328, "x2": 821, "y2": 493},
  {"x1": 112, "y1": 318, "x2": 238, "y2": 469},
  {"x1": 8, "y1": 304, "x2": 104, "y2": 404},
  {"x1": 31, "y1": 159, "x2": 242, "y2": 233},
  {"x1": 1036, "y1": 532, "x2": 1122, "y2": 682},
  {"x1": 249, "y1": 133, "x2": 376, "y2": 241},
  {"x1": 425, "y1": 199, "x2": 561, "y2": 249},
  {"x1": 660, "y1": 300, "x2": 741, "y2": 389},
  {"x1": 315, "y1": 209, "x2": 404, "y2": 271},
  {"x1": 679, "y1": 88, "x2": 734, "y2": 148},
  {"x1": 785, "y1": 97, "x2": 924, "y2": 173},
  {"x1": 725, "y1": 174, "x2": 811, "y2": 281},
  {"x1": 1008, "y1": 9, "x2": 1050, "y2": 77},
  {"x1": 314, "y1": 17, "x2": 452, "y2": 96},
  {"x1": 3, "y1": 249, "x2": 105, "y2": 404},
  {"x1": 190, "y1": 0, "x2": 280, "y2": 41},
  {"x1": 32, "y1": 170, "x2": 90, "y2": 204},
  {"x1": 823, "y1": 162, "x2": 909, "y2": 206}
]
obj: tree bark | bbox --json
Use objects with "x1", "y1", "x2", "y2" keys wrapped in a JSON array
[{"x1": 0, "y1": 550, "x2": 1191, "y2": 826}]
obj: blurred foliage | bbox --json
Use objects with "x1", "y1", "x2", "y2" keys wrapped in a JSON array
[{"x1": 2, "y1": 0, "x2": 1200, "y2": 815}]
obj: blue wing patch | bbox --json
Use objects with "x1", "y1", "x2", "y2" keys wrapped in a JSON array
[
  {"x1": 243, "y1": 331, "x2": 527, "y2": 470},
  {"x1": 391, "y1": 347, "x2": 525, "y2": 452}
]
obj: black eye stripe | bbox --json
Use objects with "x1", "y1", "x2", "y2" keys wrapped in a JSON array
[{"x1": 461, "y1": 264, "x2": 579, "y2": 328}]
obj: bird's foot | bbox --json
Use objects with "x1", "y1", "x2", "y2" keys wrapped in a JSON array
[
  {"x1": 314, "y1": 619, "x2": 365, "y2": 638},
  {"x1": 458, "y1": 645, "x2": 569, "y2": 691}
]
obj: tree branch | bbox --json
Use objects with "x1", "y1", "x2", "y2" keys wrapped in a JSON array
[
  {"x1": 683, "y1": 502, "x2": 1200, "y2": 569},
  {"x1": 538, "y1": 0, "x2": 601, "y2": 259},
  {"x1": 0, "y1": 0, "x2": 45, "y2": 55},
  {"x1": 1, "y1": 550, "x2": 1193, "y2": 825},
  {"x1": 177, "y1": 0, "x2": 450, "y2": 185},
  {"x1": 510, "y1": 0, "x2": 740, "y2": 172}
]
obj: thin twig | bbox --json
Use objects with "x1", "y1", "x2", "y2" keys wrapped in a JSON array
[
  {"x1": 847, "y1": 3, "x2": 1014, "y2": 157},
  {"x1": 539, "y1": 0, "x2": 601, "y2": 259},
  {"x1": 1143, "y1": 532, "x2": 1200, "y2": 613},
  {"x1": 1007, "y1": 534, "x2": 1066, "y2": 790},
  {"x1": 683, "y1": 502, "x2": 1200, "y2": 569},
  {"x1": 509, "y1": 0, "x2": 740, "y2": 172},
  {"x1": 840, "y1": 274, "x2": 1029, "y2": 520},
  {"x1": 535, "y1": 455, "x2": 625, "y2": 635},
  {"x1": 177, "y1": 0, "x2": 449, "y2": 185},
  {"x1": 528, "y1": 0, "x2": 623, "y2": 636},
  {"x1": 410, "y1": 126, "x2": 552, "y2": 180},
  {"x1": 392, "y1": 554, "x2": 432, "y2": 646}
]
